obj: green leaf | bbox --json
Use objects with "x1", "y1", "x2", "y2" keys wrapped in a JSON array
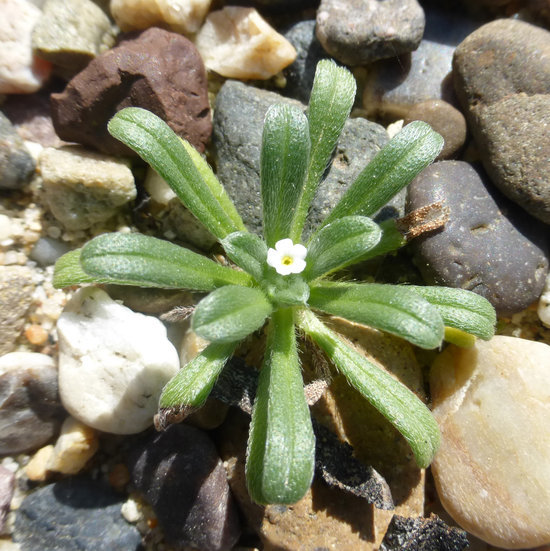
[
  {"x1": 261, "y1": 104, "x2": 310, "y2": 247},
  {"x1": 290, "y1": 59, "x2": 357, "y2": 242},
  {"x1": 304, "y1": 216, "x2": 382, "y2": 280},
  {"x1": 157, "y1": 341, "x2": 236, "y2": 425},
  {"x1": 246, "y1": 308, "x2": 315, "y2": 504},
  {"x1": 108, "y1": 107, "x2": 245, "y2": 240},
  {"x1": 323, "y1": 122, "x2": 444, "y2": 225},
  {"x1": 221, "y1": 231, "x2": 267, "y2": 282},
  {"x1": 309, "y1": 281, "x2": 444, "y2": 349},
  {"x1": 404, "y1": 285, "x2": 496, "y2": 341},
  {"x1": 53, "y1": 249, "x2": 99, "y2": 288},
  {"x1": 80, "y1": 233, "x2": 252, "y2": 291},
  {"x1": 192, "y1": 285, "x2": 272, "y2": 343},
  {"x1": 262, "y1": 273, "x2": 310, "y2": 308},
  {"x1": 297, "y1": 309, "x2": 440, "y2": 468},
  {"x1": 357, "y1": 218, "x2": 407, "y2": 261}
]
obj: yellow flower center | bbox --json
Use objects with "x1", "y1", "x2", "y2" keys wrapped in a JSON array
[{"x1": 281, "y1": 255, "x2": 294, "y2": 266}]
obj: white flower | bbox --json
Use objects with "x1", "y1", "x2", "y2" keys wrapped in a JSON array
[{"x1": 266, "y1": 238, "x2": 307, "y2": 276}]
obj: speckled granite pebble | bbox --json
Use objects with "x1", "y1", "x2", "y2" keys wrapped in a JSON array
[
  {"x1": 13, "y1": 477, "x2": 142, "y2": 551},
  {"x1": 407, "y1": 161, "x2": 549, "y2": 316},
  {"x1": 0, "y1": 112, "x2": 35, "y2": 190},
  {"x1": 128, "y1": 423, "x2": 241, "y2": 551},
  {"x1": 316, "y1": 0, "x2": 425, "y2": 65},
  {"x1": 0, "y1": 465, "x2": 15, "y2": 531}
]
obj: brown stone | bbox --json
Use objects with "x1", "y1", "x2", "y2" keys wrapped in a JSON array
[{"x1": 51, "y1": 27, "x2": 211, "y2": 156}]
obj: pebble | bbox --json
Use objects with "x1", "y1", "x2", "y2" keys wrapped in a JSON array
[
  {"x1": 29, "y1": 237, "x2": 71, "y2": 266},
  {"x1": 539, "y1": 274, "x2": 550, "y2": 327},
  {"x1": 0, "y1": 112, "x2": 36, "y2": 191},
  {"x1": 430, "y1": 336, "x2": 550, "y2": 548},
  {"x1": 51, "y1": 27, "x2": 211, "y2": 156},
  {"x1": 212, "y1": 81, "x2": 388, "y2": 238},
  {"x1": 453, "y1": 18, "x2": 550, "y2": 223},
  {"x1": 110, "y1": 0, "x2": 212, "y2": 35},
  {"x1": 57, "y1": 287, "x2": 180, "y2": 434},
  {"x1": 0, "y1": 352, "x2": 65, "y2": 455},
  {"x1": 0, "y1": 267, "x2": 35, "y2": 356},
  {"x1": 39, "y1": 146, "x2": 136, "y2": 231},
  {"x1": 407, "y1": 161, "x2": 549, "y2": 316},
  {"x1": 13, "y1": 477, "x2": 143, "y2": 550},
  {"x1": 31, "y1": 0, "x2": 116, "y2": 77},
  {"x1": 195, "y1": 7, "x2": 297, "y2": 80},
  {"x1": 316, "y1": 0, "x2": 425, "y2": 66},
  {"x1": 0, "y1": 465, "x2": 15, "y2": 531},
  {"x1": 128, "y1": 423, "x2": 241, "y2": 551},
  {"x1": 0, "y1": 0, "x2": 52, "y2": 94},
  {"x1": 404, "y1": 100, "x2": 467, "y2": 159},
  {"x1": 281, "y1": 20, "x2": 328, "y2": 103},
  {"x1": 363, "y1": 9, "x2": 477, "y2": 119}
]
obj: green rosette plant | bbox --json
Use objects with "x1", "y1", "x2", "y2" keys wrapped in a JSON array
[{"x1": 53, "y1": 60, "x2": 496, "y2": 506}]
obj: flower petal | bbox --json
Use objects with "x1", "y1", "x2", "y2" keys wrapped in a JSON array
[
  {"x1": 267, "y1": 248, "x2": 281, "y2": 268},
  {"x1": 293, "y1": 244, "x2": 307, "y2": 260},
  {"x1": 275, "y1": 238, "x2": 294, "y2": 253},
  {"x1": 291, "y1": 258, "x2": 306, "y2": 274}
]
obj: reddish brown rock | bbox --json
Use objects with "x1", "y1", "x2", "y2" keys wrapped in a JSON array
[{"x1": 50, "y1": 27, "x2": 211, "y2": 156}]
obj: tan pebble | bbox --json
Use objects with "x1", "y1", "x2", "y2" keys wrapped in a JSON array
[
  {"x1": 46, "y1": 417, "x2": 99, "y2": 475},
  {"x1": 24, "y1": 324, "x2": 48, "y2": 346},
  {"x1": 26, "y1": 445, "x2": 55, "y2": 482},
  {"x1": 431, "y1": 336, "x2": 550, "y2": 549},
  {"x1": 108, "y1": 463, "x2": 130, "y2": 490},
  {"x1": 195, "y1": 7, "x2": 296, "y2": 80}
]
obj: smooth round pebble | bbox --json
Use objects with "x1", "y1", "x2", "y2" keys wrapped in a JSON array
[
  {"x1": 431, "y1": 336, "x2": 550, "y2": 549},
  {"x1": 57, "y1": 287, "x2": 179, "y2": 434},
  {"x1": 407, "y1": 161, "x2": 549, "y2": 316},
  {"x1": 30, "y1": 237, "x2": 71, "y2": 266},
  {"x1": 0, "y1": 112, "x2": 35, "y2": 190}
]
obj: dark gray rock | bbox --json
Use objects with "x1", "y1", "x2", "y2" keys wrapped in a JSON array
[
  {"x1": 0, "y1": 112, "x2": 35, "y2": 190},
  {"x1": 316, "y1": 0, "x2": 425, "y2": 65},
  {"x1": 282, "y1": 20, "x2": 329, "y2": 104},
  {"x1": 407, "y1": 161, "x2": 549, "y2": 316},
  {"x1": 0, "y1": 266, "x2": 35, "y2": 356},
  {"x1": 51, "y1": 27, "x2": 211, "y2": 156},
  {"x1": 13, "y1": 477, "x2": 142, "y2": 551},
  {"x1": 212, "y1": 81, "x2": 388, "y2": 239},
  {"x1": 0, "y1": 465, "x2": 15, "y2": 531},
  {"x1": 128, "y1": 424, "x2": 241, "y2": 551},
  {"x1": 0, "y1": 352, "x2": 65, "y2": 455},
  {"x1": 380, "y1": 514, "x2": 469, "y2": 551}
]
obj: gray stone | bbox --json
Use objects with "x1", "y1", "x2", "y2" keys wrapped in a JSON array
[
  {"x1": 0, "y1": 266, "x2": 35, "y2": 355},
  {"x1": 407, "y1": 161, "x2": 549, "y2": 316},
  {"x1": 316, "y1": 0, "x2": 425, "y2": 65},
  {"x1": 282, "y1": 20, "x2": 329, "y2": 104},
  {"x1": 29, "y1": 237, "x2": 71, "y2": 266},
  {"x1": 13, "y1": 477, "x2": 142, "y2": 550},
  {"x1": 0, "y1": 352, "x2": 65, "y2": 455},
  {"x1": 0, "y1": 111, "x2": 35, "y2": 190},
  {"x1": 212, "y1": 81, "x2": 388, "y2": 239},
  {"x1": 31, "y1": 0, "x2": 116, "y2": 77},
  {"x1": 128, "y1": 424, "x2": 241, "y2": 551},
  {"x1": 0, "y1": 465, "x2": 15, "y2": 531}
]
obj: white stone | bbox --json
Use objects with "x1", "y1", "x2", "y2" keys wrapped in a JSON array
[
  {"x1": 430, "y1": 336, "x2": 550, "y2": 549},
  {"x1": 144, "y1": 168, "x2": 176, "y2": 205},
  {"x1": 57, "y1": 287, "x2": 180, "y2": 434},
  {"x1": 110, "y1": 0, "x2": 212, "y2": 35},
  {"x1": 195, "y1": 7, "x2": 297, "y2": 80},
  {"x1": 0, "y1": 0, "x2": 52, "y2": 93},
  {"x1": 537, "y1": 273, "x2": 550, "y2": 327}
]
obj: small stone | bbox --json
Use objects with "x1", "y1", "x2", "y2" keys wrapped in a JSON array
[
  {"x1": 51, "y1": 27, "x2": 211, "y2": 156},
  {"x1": 195, "y1": 7, "x2": 297, "y2": 80},
  {"x1": 538, "y1": 274, "x2": 550, "y2": 327},
  {"x1": 316, "y1": 0, "x2": 425, "y2": 66},
  {"x1": 24, "y1": 324, "x2": 48, "y2": 346},
  {"x1": 212, "y1": 81, "x2": 388, "y2": 238},
  {"x1": 39, "y1": 146, "x2": 136, "y2": 230},
  {"x1": 404, "y1": 100, "x2": 467, "y2": 159},
  {"x1": 0, "y1": 266, "x2": 35, "y2": 356},
  {"x1": 29, "y1": 237, "x2": 71, "y2": 266},
  {"x1": 57, "y1": 287, "x2": 179, "y2": 434},
  {"x1": 430, "y1": 336, "x2": 550, "y2": 548},
  {"x1": 26, "y1": 445, "x2": 55, "y2": 482},
  {"x1": 281, "y1": 20, "x2": 328, "y2": 103},
  {"x1": 45, "y1": 416, "x2": 99, "y2": 475},
  {"x1": 0, "y1": 352, "x2": 65, "y2": 455},
  {"x1": 31, "y1": 0, "x2": 116, "y2": 76},
  {"x1": 110, "y1": 0, "x2": 212, "y2": 35},
  {"x1": 0, "y1": 0, "x2": 52, "y2": 93},
  {"x1": 407, "y1": 161, "x2": 549, "y2": 316},
  {"x1": 13, "y1": 477, "x2": 142, "y2": 550},
  {"x1": 0, "y1": 464, "x2": 15, "y2": 531},
  {"x1": 128, "y1": 423, "x2": 241, "y2": 551},
  {"x1": 0, "y1": 112, "x2": 36, "y2": 190},
  {"x1": 380, "y1": 514, "x2": 469, "y2": 551}
]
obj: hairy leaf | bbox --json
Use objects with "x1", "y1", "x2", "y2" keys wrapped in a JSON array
[{"x1": 221, "y1": 231, "x2": 267, "y2": 282}]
